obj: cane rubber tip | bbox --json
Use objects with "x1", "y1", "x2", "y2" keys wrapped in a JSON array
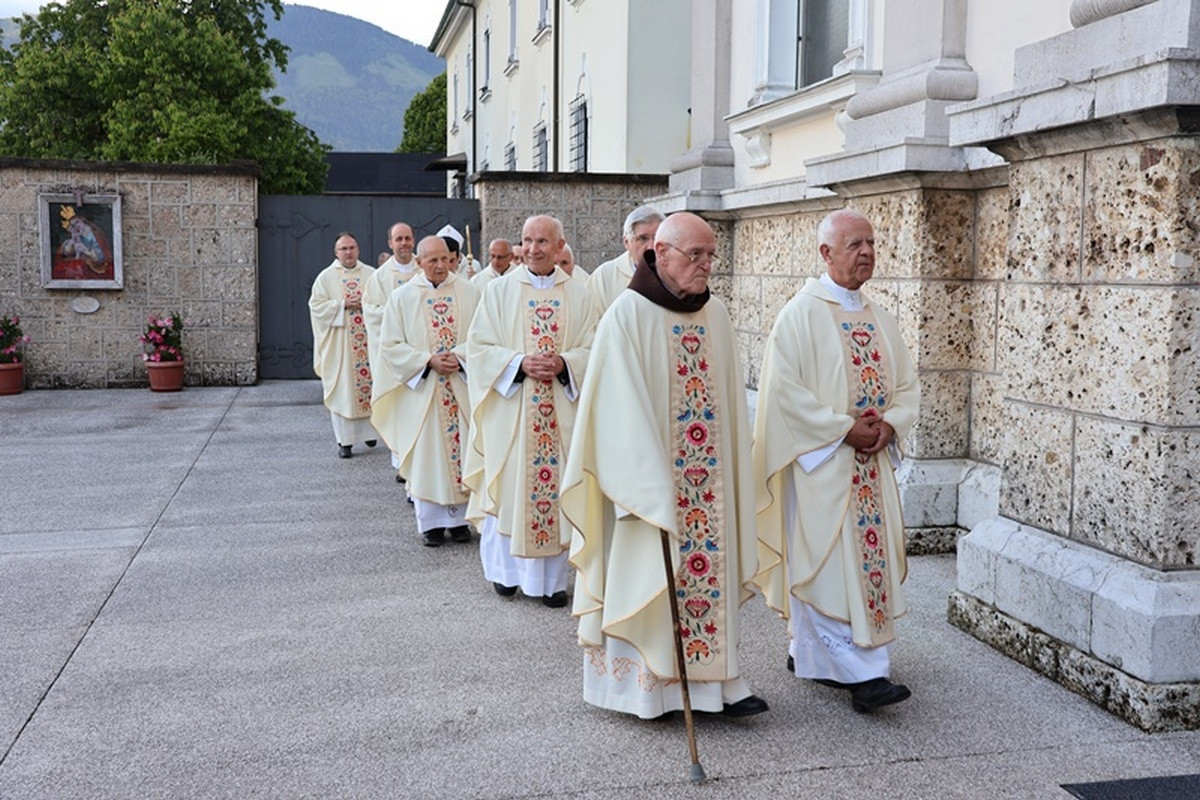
[{"x1": 690, "y1": 763, "x2": 707, "y2": 783}]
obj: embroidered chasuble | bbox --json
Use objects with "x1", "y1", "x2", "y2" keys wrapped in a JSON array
[
  {"x1": 585, "y1": 252, "x2": 635, "y2": 312},
  {"x1": 372, "y1": 272, "x2": 477, "y2": 505},
  {"x1": 753, "y1": 277, "x2": 920, "y2": 648},
  {"x1": 363, "y1": 257, "x2": 418, "y2": 377},
  {"x1": 564, "y1": 288, "x2": 758, "y2": 685},
  {"x1": 465, "y1": 265, "x2": 597, "y2": 556},
  {"x1": 309, "y1": 260, "x2": 376, "y2": 419}
]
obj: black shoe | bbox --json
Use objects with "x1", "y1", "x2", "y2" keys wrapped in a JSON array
[
  {"x1": 493, "y1": 582, "x2": 517, "y2": 596},
  {"x1": 722, "y1": 695, "x2": 769, "y2": 717},
  {"x1": 542, "y1": 590, "x2": 569, "y2": 608},
  {"x1": 786, "y1": 655, "x2": 794, "y2": 673},
  {"x1": 447, "y1": 525, "x2": 472, "y2": 543},
  {"x1": 365, "y1": 439, "x2": 377, "y2": 448},
  {"x1": 395, "y1": 473, "x2": 406, "y2": 484},
  {"x1": 850, "y1": 678, "x2": 911, "y2": 712},
  {"x1": 338, "y1": 444, "x2": 352, "y2": 458},
  {"x1": 421, "y1": 528, "x2": 445, "y2": 547}
]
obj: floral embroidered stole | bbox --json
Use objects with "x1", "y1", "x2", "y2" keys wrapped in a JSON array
[
  {"x1": 521, "y1": 285, "x2": 566, "y2": 556},
  {"x1": 833, "y1": 306, "x2": 895, "y2": 646},
  {"x1": 668, "y1": 316, "x2": 728, "y2": 682},
  {"x1": 342, "y1": 272, "x2": 372, "y2": 415},
  {"x1": 421, "y1": 287, "x2": 466, "y2": 503}
]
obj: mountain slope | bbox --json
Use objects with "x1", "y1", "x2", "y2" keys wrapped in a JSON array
[{"x1": 269, "y1": 5, "x2": 444, "y2": 152}]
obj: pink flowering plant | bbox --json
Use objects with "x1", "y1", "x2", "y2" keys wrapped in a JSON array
[
  {"x1": 140, "y1": 312, "x2": 185, "y2": 362},
  {"x1": 0, "y1": 314, "x2": 29, "y2": 363}
]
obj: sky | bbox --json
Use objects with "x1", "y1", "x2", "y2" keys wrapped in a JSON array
[{"x1": 0, "y1": 1, "x2": 446, "y2": 47}]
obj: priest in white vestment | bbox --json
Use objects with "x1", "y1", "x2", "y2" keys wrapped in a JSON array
[
  {"x1": 585, "y1": 204, "x2": 663, "y2": 312},
  {"x1": 472, "y1": 238, "x2": 516, "y2": 289},
  {"x1": 754, "y1": 209, "x2": 920, "y2": 713},
  {"x1": 372, "y1": 236, "x2": 479, "y2": 546},
  {"x1": 554, "y1": 242, "x2": 587, "y2": 282},
  {"x1": 363, "y1": 222, "x2": 419, "y2": 477},
  {"x1": 563, "y1": 212, "x2": 768, "y2": 720},
  {"x1": 465, "y1": 215, "x2": 597, "y2": 608},
  {"x1": 309, "y1": 232, "x2": 378, "y2": 458}
]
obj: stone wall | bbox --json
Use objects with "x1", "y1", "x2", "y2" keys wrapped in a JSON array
[
  {"x1": 0, "y1": 158, "x2": 259, "y2": 388},
  {"x1": 471, "y1": 172, "x2": 669, "y2": 272}
]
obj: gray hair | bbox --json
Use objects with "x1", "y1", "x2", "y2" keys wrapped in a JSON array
[
  {"x1": 622, "y1": 205, "x2": 665, "y2": 240},
  {"x1": 817, "y1": 208, "x2": 870, "y2": 248}
]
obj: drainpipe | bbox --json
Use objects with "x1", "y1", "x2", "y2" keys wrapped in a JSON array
[
  {"x1": 553, "y1": 0, "x2": 561, "y2": 171},
  {"x1": 455, "y1": 0, "x2": 478, "y2": 181}
]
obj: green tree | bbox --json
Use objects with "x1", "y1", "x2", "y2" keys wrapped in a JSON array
[
  {"x1": 0, "y1": 0, "x2": 328, "y2": 194},
  {"x1": 398, "y1": 71, "x2": 447, "y2": 154}
]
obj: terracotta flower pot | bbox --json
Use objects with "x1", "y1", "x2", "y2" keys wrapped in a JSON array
[
  {"x1": 146, "y1": 359, "x2": 185, "y2": 392},
  {"x1": 0, "y1": 361, "x2": 23, "y2": 395}
]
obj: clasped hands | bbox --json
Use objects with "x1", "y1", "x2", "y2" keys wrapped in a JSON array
[
  {"x1": 845, "y1": 412, "x2": 894, "y2": 455},
  {"x1": 521, "y1": 353, "x2": 564, "y2": 382},
  {"x1": 428, "y1": 352, "x2": 461, "y2": 375},
  {"x1": 343, "y1": 292, "x2": 362, "y2": 311}
]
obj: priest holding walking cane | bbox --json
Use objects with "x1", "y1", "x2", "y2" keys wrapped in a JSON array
[{"x1": 562, "y1": 213, "x2": 767, "y2": 769}]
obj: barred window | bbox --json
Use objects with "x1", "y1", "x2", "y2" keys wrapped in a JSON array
[
  {"x1": 568, "y1": 94, "x2": 587, "y2": 172},
  {"x1": 532, "y1": 124, "x2": 548, "y2": 172},
  {"x1": 505, "y1": 141, "x2": 517, "y2": 171}
]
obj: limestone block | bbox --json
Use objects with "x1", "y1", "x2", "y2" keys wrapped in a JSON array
[
  {"x1": 896, "y1": 458, "x2": 968, "y2": 527},
  {"x1": 998, "y1": 283, "x2": 1178, "y2": 422},
  {"x1": 975, "y1": 186, "x2": 1010, "y2": 282},
  {"x1": 527, "y1": 183, "x2": 567, "y2": 209},
  {"x1": 954, "y1": 516, "x2": 1018, "y2": 605},
  {"x1": 182, "y1": 205, "x2": 217, "y2": 229},
  {"x1": 912, "y1": 280, "x2": 992, "y2": 371},
  {"x1": 1169, "y1": 288, "x2": 1200, "y2": 425},
  {"x1": 222, "y1": 302, "x2": 256, "y2": 328},
  {"x1": 1084, "y1": 138, "x2": 1200, "y2": 284},
  {"x1": 739, "y1": 331, "x2": 766, "y2": 391},
  {"x1": 761, "y1": 276, "x2": 801, "y2": 336},
  {"x1": 993, "y1": 524, "x2": 1108, "y2": 651},
  {"x1": 119, "y1": 181, "x2": 152, "y2": 218},
  {"x1": 180, "y1": 301, "x2": 222, "y2": 328},
  {"x1": 730, "y1": 274, "x2": 762, "y2": 334},
  {"x1": 145, "y1": 262, "x2": 178, "y2": 299},
  {"x1": 744, "y1": 215, "x2": 799, "y2": 277},
  {"x1": 189, "y1": 175, "x2": 240, "y2": 205},
  {"x1": 998, "y1": 401, "x2": 1072, "y2": 534},
  {"x1": 229, "y1": 230, "x2": 256, "y2": 266},
  {"x1": 708, "y1": 274, "x2": 732, "y2": 308},
  {"x1": 1072, "y1": 416, "x2": 1200, "y2": 568},
  {"x1": 1006, "y1": 155, "x2": 1084, "y2": 282},
  {"x1": 968, "y1": 370, "x2": 1005, "y2": 463},
  {"x1": 151, "y1": 181, "x2": 189, "y2": 205},
  {"x1": 908, "y1": 370, "x2": 969, "y2": 460},
  {"x1": 216, "y1": 203, "x2": 255, "y2": 229},
  {"x1": 203, "y1": 265, "x2": 255, "y2": 302},
  {"x1": 958, "y1": 461, "x2": 1001, "y2": 530},
  {"x1": 1092, "y1": 561, "x2": 1200, "y2": 683}
]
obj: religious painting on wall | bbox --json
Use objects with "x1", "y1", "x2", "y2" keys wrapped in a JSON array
[{"x1": 38, "y1": 193, "x2": 124, "y2": 289}]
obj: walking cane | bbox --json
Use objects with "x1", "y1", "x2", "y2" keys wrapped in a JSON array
[{"x1": 660, "y1": 528, "x2": 707, "y2": 783}]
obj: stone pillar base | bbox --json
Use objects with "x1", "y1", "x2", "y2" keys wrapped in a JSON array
[
  {"x1": 948, "y1": 591, "x2": 1200, "y2": 732},
  {"x1": 953, "y1": 518, "x2": 1200, "y2": 732}
]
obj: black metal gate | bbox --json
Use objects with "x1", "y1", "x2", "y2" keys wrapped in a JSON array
[{"x1": 257, "y1": 195, "x2": 479, "y2": 379}]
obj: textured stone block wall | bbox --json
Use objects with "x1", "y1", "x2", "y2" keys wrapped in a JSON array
[
  {"x1": 725, "y1": 188, "x2": 998, "y2": 465},
  {"x1": 0, "y1": 159, "x2": 258, "y2": 388},
  {"x1": 997, "y1": 137, "x2": 1200, "y2": 570},
  {"x1": 473, "y1": 173, "x2": 668, "y2": 273}
]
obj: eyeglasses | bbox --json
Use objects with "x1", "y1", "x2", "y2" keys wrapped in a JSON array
[{"x1": 664, "y1": 243, "x2": 717, "y2": 266}]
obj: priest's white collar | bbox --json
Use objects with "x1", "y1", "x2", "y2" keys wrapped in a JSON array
[
  {"x1": 820, "y1": 272, "x2": 864, "y2": 311},
  {"x1": 528, "y1": 269, "x2": 557, "y2": 289}
]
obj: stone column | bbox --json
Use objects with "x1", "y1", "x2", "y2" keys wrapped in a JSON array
[
  {"x1": 946, "y1": 0, "x2": 1200, "y2": 731},
  {"x1": 667, "y1": 0, "x2": 734, "y2": 201}
]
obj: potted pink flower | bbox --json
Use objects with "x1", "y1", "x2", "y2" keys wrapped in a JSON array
[
  {"x1": 140, "y1": 312, "x2": 186, "y2": 391},
  {"x1": 0, "y1": 314, "x2": 29, "y2": 395}
]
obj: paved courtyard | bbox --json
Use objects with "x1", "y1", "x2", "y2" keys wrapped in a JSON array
[{"x1": 1, "y1": 381, "x2": 1197, "y2": 798}]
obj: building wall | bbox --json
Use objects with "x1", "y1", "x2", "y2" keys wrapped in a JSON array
[
  {"x1": 434, "y1": 0, "x2": 692, "y2": 179},
  {"x1": 472, "y1": 172, "x2": 668, "y2": 271},
  {"x1": 0, "y1": 159, "x2": 258, "y2": 389}
]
